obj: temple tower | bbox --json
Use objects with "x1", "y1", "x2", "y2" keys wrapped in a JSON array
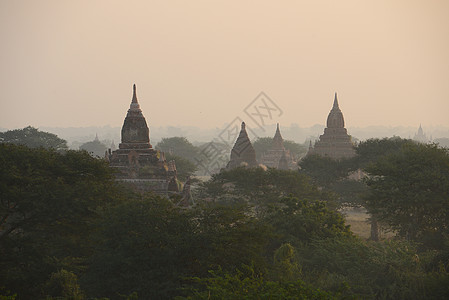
[
  {"x1": 108, "y1": 84, "x2": 178, "y2": 194},
  {"x1": 226, "y1": 122, "x2": 258, "y2": 169},
  {"x1": 272, "y1": 123, "x2": 285, "y2": 151},
  {"x1": 120, "y1": 84, "x2": 151, "y2": 149},
  {"x1": 308, "y1": 93, "x2": 355, "y2": 159},
  {"x1": 260, "y1": 123, "x2": 297, "y2": 169}
]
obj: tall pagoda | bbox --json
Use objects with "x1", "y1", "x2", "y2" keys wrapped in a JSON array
[
  {"x1": 107, "y1": 84, "x2": 178, "y2": 194},
  {"x1": 308, "y1": 93, "x2": 355, "y2": 159},
  {"x1": 226, "y1": 122, "x2": 258, "y2": 169}
]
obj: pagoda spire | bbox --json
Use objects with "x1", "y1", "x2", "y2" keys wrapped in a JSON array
[
  {"x1": 275, "y1": 123, "x2": 281, "y2": 136},
  {"x1": 326, "y1": 93, "x2": 345, "y2": 128},
  {"x1": 129, "y1": 84, "x2": 140, "y2": 110},
  {"x1": 132, "y1": 84, "x2": 138, "y2": 103},
  {"x1": 333, "y1": 92, "x2": 339, "y2": 109},
  {"x1": 272, "y1": 123, "x2": 285, "y2": 150},
  {"x1": 121, "y1": 84, "x2": 149, "y2": 146}
]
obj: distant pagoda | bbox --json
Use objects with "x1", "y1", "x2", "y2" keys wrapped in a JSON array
[
  {"x1": 107, "y1": 84, "x2": 179, "y2": 194},
  {"x1": 260, "y1": 124, "x2": 297, "y2": 170},
  {"x1": 226, "y1": 122, "x2": 258, "y2": 169},
  {"x1": 308, "y1": 93, "x2": 355, "y2": 159},
  {"x1": 413, "y1": 124, "x2": 430, "y2": 143}
]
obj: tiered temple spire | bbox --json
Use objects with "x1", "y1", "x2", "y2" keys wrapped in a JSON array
[
  {"x1": 308, "y1": 93, "x2": 355, "y2": 159},
  {"x1": 326, "y1": 93, "x2": 345, "y2": 129},
  {"x1": 120, "y1": 84, "x2": 151, "y2": 148},
  {"x1": 107, "y1": 84, "x2": 178, "y2": 195},
  {"x1": 272, "y1": 123, "x2": 285, "y2": 151}
]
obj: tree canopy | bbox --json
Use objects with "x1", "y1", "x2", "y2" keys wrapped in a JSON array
[
  {"x1": 0, "y1": 126, "x2": 68, "y2": 150},
  {"x1": 1, "y1": 141, "x2": 449, "y2": 299},
  {"x1": 0, "y1": 143, "x2": 116, "y2": 298},
  {"x1": 165, "y1": 153, "x2": 197, "y2": 181},
  {"x1": 79, "y1": 139, "x2": 107, "y2": 158},
  {"x1": 155, "y1": 137, "x2": 200, "y2": 162},
  {"x1": 364, "y1": 142, "x2": 449, "y2": 249}
]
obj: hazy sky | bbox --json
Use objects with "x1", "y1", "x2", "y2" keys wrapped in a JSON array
[{"x1": 1, "y1": 0, "x2": 448, "y2": 130}]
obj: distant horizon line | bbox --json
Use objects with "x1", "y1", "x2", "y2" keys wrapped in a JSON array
[{"x1": 3, "y1": 123, "x2": 449, "y2": 131}]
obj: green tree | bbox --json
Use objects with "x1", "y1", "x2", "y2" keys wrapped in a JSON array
[
  {"x1": 165, "y1": 153, "x2": 198, "y2": 181},
  {"x1": 298, "y1": 137, "x2": 417, "y2": 191},
  {"x1": 272, "y1": 243, "x2": 301, "y2": 282},
  {"x1": 284, "y1": 140, "x2": 308, "y2": 160},
  {"x1": 79, "y1": 139, "x2": 107, "y2": 158},
  {"x1": 298, "y1": 237, "x2": 442, "y2": 299},
  {"x1": 298, "y1": 154, "x2": 353, "y2": 188},
  {"x1": 364, "y1": 143, "x2": 449, "y2": 249},
  {"x1": 0, "y1": 144, "x2": 117, "y2": 298},
  {"x1": 156, "y1": 137, "x2": 200, "y2": 162},
  {"x1": 83, "y1": 195, "x2": 196, "y2": 299},
  {"x1": 44, "y1": 269, "x2": 84, "y2": 299},
  {"x1": 0, "y1": 126, "x2": 68, "y2": 150},
  {"x1": 180, "y1": 266, "x2": 334, "y2": 300},
  {"x1": 355, "y1": 137, "x2": 415, "y2": 169},
  {"x1": 265, "y1": 195, "x2": 351, "y2": 245},
  {"x1": 299, "y1": 138, "x2": 418, "y2": 238},
  {"x1": 191, "y1": 202, "x2": 272, "y2": 275},
  {"x1": 83, "y1": 195, "x2": 272, "y2": 299},
  {"x1": 199, "y1": 167, "x2": 339, "y2": 216},
  {"x1": 434, "y1": 137, "x2": 449, "y2": 148},
  {"x1": 253, "y1": 137, "x2": 272, "y2": 160}
]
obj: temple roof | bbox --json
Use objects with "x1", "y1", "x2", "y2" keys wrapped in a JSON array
[
  {"x1": 227, "y1": 122, "x2": 258, "y2": 169},
  {"x1": 130, "y1": 84, "x2": 140, "y2": 110},
  {"x1": 120, "y1": 84, "x2": 150, "y2": 146},
  {"x1": 326, "y1": 93, "x2": 345, "y2": 128},
  {"x1": 272, "y1": 123, "x2": 285, "y2": 151}
]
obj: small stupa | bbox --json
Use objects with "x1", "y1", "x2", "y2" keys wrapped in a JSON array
[{"x1": 260, "y1": 123, "x2": 297, "y2": 170}]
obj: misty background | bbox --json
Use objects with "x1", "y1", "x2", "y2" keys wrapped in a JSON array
[
  {"x1": 1, "y1": 0, "x2": 449, "y2": 133},
  {"x1": 0, "y1": 124, "x2": 446, "y2": 150}
]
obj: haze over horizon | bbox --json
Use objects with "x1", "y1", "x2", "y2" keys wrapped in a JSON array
[{"x1": 1, "y1": 1, "x2": 448, "y2": 130}]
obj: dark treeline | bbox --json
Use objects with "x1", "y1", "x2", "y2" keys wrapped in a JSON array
[{"x1": 1, "y1": 129, "x2": 449, "y2": 299}]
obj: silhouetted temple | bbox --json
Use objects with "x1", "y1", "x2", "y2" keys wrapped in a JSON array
[
  {"x1": 308, "y1": 93, "x2": 355, "y2": 159},
  {"x1": 413, "y1": 124, "x2": 430, "y2": 143},
  {"x1": 106, "y1": 84, "x2": 179, "y2": 194},
  {"x1": 260, "y1": 124, "x2": 297, "y2": 170},
  {"x1": 226, "y1": 122, "x2": 258, "y2": 169}
]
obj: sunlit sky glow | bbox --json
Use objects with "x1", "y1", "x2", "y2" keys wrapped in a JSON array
[{"x1": 1, "y1": 0, "x2": 448, "y2": 130}]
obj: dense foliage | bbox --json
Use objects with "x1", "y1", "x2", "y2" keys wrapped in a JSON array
[
  {"x1": 0, "y1": 143, "x2": 117, "y2": 298},
  {"x1": 0, "y1": 126, "x2": 68, "y2": 150},
  {"x1": 79, "y1": 139, "x2": 108, "y2": 158},
  {"x1": 164, "y1": 153, "x2": 198, "y2": 181},
  {"x1": 1, "y1": 137, "x2": 449, "y2": 299},
  {"x1": 364, "y1": 143, "x2": 449, "y2": 249},
  {"x1": 156, "y1": 137, "x2": 200, "y2": 162}
]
